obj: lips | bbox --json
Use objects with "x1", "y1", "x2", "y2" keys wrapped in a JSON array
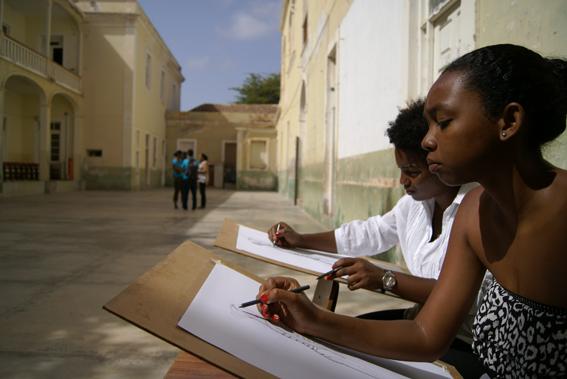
[{"x1": 427, "y1": 158, "x2": 441, "y2": 173}]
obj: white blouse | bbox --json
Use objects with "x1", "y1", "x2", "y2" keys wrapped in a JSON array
[{"x1": 334, "y1": 183, "x2": 478, "y2": 279}]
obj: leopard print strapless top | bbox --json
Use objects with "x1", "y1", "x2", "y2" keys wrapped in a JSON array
[{"x1": 472, "y1": 280, "x2": 567, "y2": 378}]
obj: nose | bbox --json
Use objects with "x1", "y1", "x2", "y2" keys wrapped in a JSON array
[
  {"x1": 421, "y1": 129, "x2": 437, "y2": 152},
  {"x1": 400, "y1": 174, "x2": 410, "y2": 187}
]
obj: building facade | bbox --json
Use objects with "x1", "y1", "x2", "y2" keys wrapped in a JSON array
[
  {"x1": 166, "y1": 104, "x2": 278, "y2": 191},
  {"x1": 0, "y1": 0, "x2": 183, "y2": 196},
  {"x1": 277, "y1": 0, "x2": 567, "y2": 238}
]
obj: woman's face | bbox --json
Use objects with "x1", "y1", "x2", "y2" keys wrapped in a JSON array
[
  {"x1": 422, "y1": 70, "x2": 500, "y2": 186},
  {"x1": 394, "y1": 148, "x2": 449, "y2": 201}
]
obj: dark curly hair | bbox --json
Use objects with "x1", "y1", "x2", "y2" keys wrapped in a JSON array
[
  {"x1": 443, "y1": 44, "x2": 567, "y2": 148},
  {"x1": 386, "y1": 99, "x2": 427, "y2": 154}
]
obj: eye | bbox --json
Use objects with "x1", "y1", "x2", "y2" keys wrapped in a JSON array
[
  {"x1": 438, "y1": 119, "x2": 452, "y2": 129},
  {"x1": 402, "y1": 170, "x2": 421, "y2": 178}
]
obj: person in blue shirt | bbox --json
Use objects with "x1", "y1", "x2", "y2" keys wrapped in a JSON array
[
  {"x1": 183, "y1": 149, "x2": 200, "y2": 210},
  {"x1": 171, "y1": 150, "x2": 185, "y2": 209}
]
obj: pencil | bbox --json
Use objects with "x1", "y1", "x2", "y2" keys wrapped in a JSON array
[
  {"x1": 316, "y1": 266, "x2": 342, "y2": 280},
  {"x1": 239, "y1": 284, "x2": 310, "y2": 308},
  {"x1": 272, "y1": 223, "x2": 281, "y2": 246}
]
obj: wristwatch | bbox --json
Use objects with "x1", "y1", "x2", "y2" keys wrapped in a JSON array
[{"x1": 381, "y1": 270, "x2": 397, "y2": 293}]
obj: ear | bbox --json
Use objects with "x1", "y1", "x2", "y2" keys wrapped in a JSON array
[{"x1": 498, "y1": 102, "x2": 525, "y2": 141}]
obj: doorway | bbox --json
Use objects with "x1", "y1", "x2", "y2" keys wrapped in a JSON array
[
  {"x1": 49, "y1": 122, "x2": 63, "y2": 180},
  {"x1": 223, "y1": 141, "x2": 237, "y2": 189},
  {"x1": 50, "y1": 35, "x2": 64, "y2": 65}
]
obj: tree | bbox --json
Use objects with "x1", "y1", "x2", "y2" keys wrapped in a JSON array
[{"x1": 231, "y1": 73, "x2": 280, "y2": 104}]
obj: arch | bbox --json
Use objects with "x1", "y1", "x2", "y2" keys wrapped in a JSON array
[
  {"x1": 50, "y1": 1, "x2": 82, "y2": 73},
  {"x1": 2, "y1": 73, "x2": 47, "y2": 102},
  {"x1": 2, "y1": 74, "x2": 46, "y2": 165},
  {"x1": 53, "y1": 0, "x2": 84, "y2": 26},
  {"x1": 49, "y1": 91, "x2": 80, "y2": 112}
]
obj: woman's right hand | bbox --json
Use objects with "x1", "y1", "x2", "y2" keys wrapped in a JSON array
[
  {"x1": 267, "y1": 222, "x2": 303, "y2": 248},
  {"x1": 333, "y1": 258, "x2": 384, "y2": 291},
  {"x1": 257, "y1": 276, "x2": 320, "y2": 334}
]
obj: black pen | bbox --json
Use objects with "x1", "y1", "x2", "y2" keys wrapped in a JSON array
[
  {"x1": 316, "y1": 266, "x2": 342, "y2": 280},
  {"x1": 239, "y1": 284, "x2": 310, "y2": 308}
]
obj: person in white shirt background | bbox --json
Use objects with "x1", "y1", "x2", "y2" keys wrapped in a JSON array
[{"x1": 268, "y1": 99, "x2": 488, "y2": 377}]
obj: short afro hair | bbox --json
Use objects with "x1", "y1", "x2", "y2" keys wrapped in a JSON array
[{"x1": 385, "y1": 99, "x2": 427, "y2": 154}]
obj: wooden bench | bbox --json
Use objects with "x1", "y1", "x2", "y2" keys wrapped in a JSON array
[{"x1": 3, "y1": 161, "x2": 39, "y2": 180}]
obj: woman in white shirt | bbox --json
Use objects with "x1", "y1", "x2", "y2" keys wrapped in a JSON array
[
  {"x1": 269, "y1": 99, "x2": 474, "y2": 306},
  {"x1": 198, "y1": 153, "x2": 209, "y2": 209}
]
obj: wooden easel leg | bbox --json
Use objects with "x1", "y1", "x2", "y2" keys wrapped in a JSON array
[{"x1": 312, "y1": 279, "x2": 339, "y2": 311}]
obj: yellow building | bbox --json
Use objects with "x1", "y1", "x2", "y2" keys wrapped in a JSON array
[
  {"x1": 166, "y1": 104, "x2": 278, "y2": 190},
  {"x1": 278, "y1": 0, "x2": 567, "y2": 234},
  {"x1": 0, "y1": 0, "x2": 183, "y2": 196}
]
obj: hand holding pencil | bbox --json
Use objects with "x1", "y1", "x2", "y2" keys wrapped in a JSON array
[
  {"x1": 267, "y1": 222, "x2": 302, "y2": 248},
  {"x1": 257, "y1": 277, "x2": 320, "y2": 332}
]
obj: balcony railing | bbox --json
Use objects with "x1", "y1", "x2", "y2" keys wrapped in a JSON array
[
  {"x1": 48, "y1": 61, "x2": 81, "y2": 92},
  {"x1": 0, "y1": 35, "x2": 47, "y2": 76},
  {"x1": 0, "y1": 35, "x2": 81, "y2": 93}
]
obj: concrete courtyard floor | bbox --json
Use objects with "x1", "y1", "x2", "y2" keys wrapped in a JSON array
[{"x1": 0, "y1": 188, "x2": 411, "y2": 379}]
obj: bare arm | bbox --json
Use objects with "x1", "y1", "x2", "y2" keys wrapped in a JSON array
[
  {"x1": 261, "y1": 196, "x2": 486, "y2": 361},
  {"x1": 267, "y1": 222, "x2": 338, "y2": 252},
  {"x1": 332, "y1": 257, "x2": 435, "y2": 303}
]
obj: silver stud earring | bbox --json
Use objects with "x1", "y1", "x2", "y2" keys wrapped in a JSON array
[{"x1": 501, "y1": 131, "x2": 507, "y2": 137}]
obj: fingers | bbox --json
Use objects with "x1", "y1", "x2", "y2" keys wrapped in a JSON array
[
  {"x1": 268, "y1": 222, "x2": 290, "y2": 246},
  {"x1": 257, "y1": 277, "x2": 305, "y2": 323}
]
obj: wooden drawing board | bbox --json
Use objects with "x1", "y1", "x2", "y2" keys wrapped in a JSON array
[
  {"x1": 103, "y1": 241, "x2": 275, "y2": 378},
  {"x1": 104, "y1": 240, "x2": 461, "y2": 379},
  {"x1": 214, "y1": 218, "x2": 409, "y2": 284}
]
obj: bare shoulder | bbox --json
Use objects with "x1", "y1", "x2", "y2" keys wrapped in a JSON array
[{"x1": 458, "y1": 185, "x2": 483, "y2": 212}]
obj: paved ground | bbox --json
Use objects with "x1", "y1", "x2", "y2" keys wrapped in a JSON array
[{"x1": 0, "y1": 188, "x2": 410, "y2": 379}]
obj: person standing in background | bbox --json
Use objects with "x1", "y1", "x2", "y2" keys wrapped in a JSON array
[
  {"x1": 171, "y1": 150, "x2": 184, "y2": 209},
  {"x1": 198, "y1": 153, "x2": 209, "y2": 209},
  {"x1": 186, "y1": 149, "x2": 199, "y2": 210}
]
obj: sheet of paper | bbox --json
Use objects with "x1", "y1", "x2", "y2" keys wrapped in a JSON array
[
  {"x1": 177, "y1": 263, "x2": 409, "y2": 379},
  {"x1": 236, "y1": 225, "x2": 342, "y2": 274}
]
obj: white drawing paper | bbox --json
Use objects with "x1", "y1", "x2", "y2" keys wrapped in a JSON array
[
  {"x1": 235, "y1": 225, "x2": 345, "y2": 274},
  {"x1": 177, "y1": 263, "x2": 410, "y2": 379}
]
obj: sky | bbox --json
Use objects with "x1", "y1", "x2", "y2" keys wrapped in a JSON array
[{"x1": 138, "y1": 0, "x2": 282, "y2": 111}]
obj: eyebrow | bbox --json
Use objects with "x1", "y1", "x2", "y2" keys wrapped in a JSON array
[{"x1": 399, "y1": 164, "x2": 419, "y2": 169}]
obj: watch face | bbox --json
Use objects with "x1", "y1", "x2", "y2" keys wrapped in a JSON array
[{"x1": 383, "y1": 271, "x2": 397, "y2": 290}]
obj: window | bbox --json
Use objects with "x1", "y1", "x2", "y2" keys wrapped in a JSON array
[
  {"x1": 145, "y1": 53, "x2": 152, "y2": 89},
  {"x1": 160, "y1": 70, "x2": 165, "y2": 101},
  {"x1": 171, "y1": 84, "x2": 178, "y2": 110},
  {"x1": 2, "y1": 23, "x2": 10, "y2": 36},
  {"x1": 249, "y1": 139, "x2": 268, "y2": 170},
  {"x1": 87, "y1": 149, "x2": 102, "y2": 157},
  {"x1": 302, "y1": 14, "x2": 308, "y2": 50},
  {"x1": 177, "y1": 138, "x2": 196, "y2": 154}
]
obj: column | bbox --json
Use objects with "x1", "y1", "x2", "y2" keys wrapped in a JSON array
[
  {"x1": 38, "y1": 101, "x2": 51, "y2": 182},
  {"x1": 72, "y1": 112, "x2": 82, "y2": 184}
]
